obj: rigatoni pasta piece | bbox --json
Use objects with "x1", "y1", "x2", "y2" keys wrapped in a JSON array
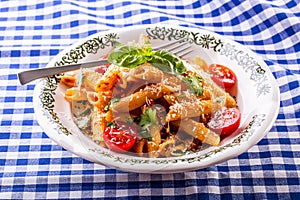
[
  {"x1": 180, "y1": 119, "x2": 220, "y2": 146},
  {"x1": 200, "y1": 85, "x2": 212, "y2": 100},
  {"x1": 132, "y1": 139, "x2": 160, "y2": 158},
  {"x1": 158, "y1": 135, "x2": 176, "y2": 151},
  {"x1": 126, "y1": 64, "x2": 185, "y2": 94}
]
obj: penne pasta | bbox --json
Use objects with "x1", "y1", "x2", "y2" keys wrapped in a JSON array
[
  {"x1": 111, "y1": 83, "x2": 174, "y2": 112},
  {"x1": 95, "y1": 65, "x2": 120, "y2": 93},
  {"x1": 61, "y1": 75, "x2": 76, "y2": 87},
  {"x1": 82, "y1": 71, "x2": 102, "y2": 91},
  {"x1": 147, "y1": 141, "x2": 159, "y2": 158},
  {"x1": 91, "y1": 106, "x2": 106, "y2": 142},
  {"x1": 148, "y1": 122, "x2": 161, "y2": 145},
  {"x1": 126, "y1": 63, "x2": 164, "y2": 83},
  {"x1": 166, "y1": 100, "x2": 213, "y2": 122},
  {"x1": 192, "y1": 56, "x2": 209, "y2": 72},
  {"x1": 163, "y1": 94, "x2": 178, "y2": 105},
  {"x1": 132, "y1": 139, "x2": 147, "y2": 157},
  {"x1": 180, "y1": 119, "x2": 220, "y2": 146},
  {"x1": 87, "y1": 91, "x2": 112, "y2": 111},
  {"x1": 225, "y1": 93, "x2": 237, "y2": 108},
  {"x1": 64, "y1": 88, "x2": 87, "y2": 102}
]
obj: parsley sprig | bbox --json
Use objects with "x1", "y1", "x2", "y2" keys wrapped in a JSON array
[
  {"x1": 181, "y1": 74, "x2": 204, "y2": 96},
  {"x1": 138, "y1": 108, "x2": 157, "y2": 140}
]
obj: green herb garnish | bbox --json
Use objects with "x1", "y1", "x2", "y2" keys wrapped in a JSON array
[
  {"x1": 181, "y1": 74, "x2": 204, "y2": 96},
  {"x1": 107, "y1": 42, "x2": 152, "y2": 69},
  {"x1": 149, "y1": 49, "x2": 187, "y2": 75},
  {"x1": 126, "y1": 117, "x2": 140, "y2": 124},
  {"x1": 104, "y1": 98, "x2": 120, "y2": 111},
  {"x1": 106, "y1": 121, "x2": 117, "y2": 128},
  {"x1": 138, "y1": 108, "x2": 158, "y2": 140},
  {"x1": 79, "y1": 108, "x2": 91, "y2": 117},
  {"x1": 107, "y1": 42, "x2": 187, "y2": 75},
  {"x1": 139, "y1": 108, "x2": 157, "y2": 129}
]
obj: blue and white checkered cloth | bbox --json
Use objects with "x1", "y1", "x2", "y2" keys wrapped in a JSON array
[{"x1": 1, "y1": 0, "x2": 299, "y2": 199}]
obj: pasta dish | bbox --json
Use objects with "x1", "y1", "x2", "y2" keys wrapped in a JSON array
[{"x1": 61, "y1": 35, "x2": 241, "y2": 158}]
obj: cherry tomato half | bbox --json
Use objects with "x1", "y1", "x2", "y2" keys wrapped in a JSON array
[
  {"x1": 103, "y1": 126, "x2": 137, "y2": 152},
  {"x1": 209, "y1": 64, "x2": 236, "y2": 88},
  {"x1": 208, "y1": 107, "x2": 241, "y2": 138}
]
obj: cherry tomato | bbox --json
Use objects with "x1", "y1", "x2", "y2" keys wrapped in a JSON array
[
  {"x1": 103, "y1": 126, "x2": 137, "y2": 152},
  {"x1": 208, "y1": 107, "x2": 241, "y2": 138},
  {"x1": 209, "y1": 64, "x2": 236, "y2": 88}
]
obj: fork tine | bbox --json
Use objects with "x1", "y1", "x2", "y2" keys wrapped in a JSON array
[
  {"x1": 153, "y1": 39, "x2": 192, "y2": 57},
  {"x1": 177, "y1": 49, "x2": 193, "y2": 58},
  {"x1": 171, "y1": 43, "x2": 191, "y2": 55},
  {"x1": 153, "y1": 39, "x2": 185, "y2": 50},
  {"x1": 164, "y1": 42, "x2": 188, "y2": 52}
]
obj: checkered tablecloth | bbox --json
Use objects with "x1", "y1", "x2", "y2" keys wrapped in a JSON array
[{"x1": 0, "y1": 0, "x2": 299, "y2": 199}]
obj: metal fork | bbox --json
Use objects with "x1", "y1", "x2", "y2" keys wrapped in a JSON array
[{"x1": 18, "y1": 40, "x2": 192, "y2": 85}]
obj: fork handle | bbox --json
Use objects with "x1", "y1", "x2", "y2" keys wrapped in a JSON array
[{"x1": 18, "y1": 60, "x2": 109, "y2": 85}]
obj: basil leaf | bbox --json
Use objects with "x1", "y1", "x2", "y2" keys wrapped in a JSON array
[
  {"x1": 107, "y1": 42, "x2": 187, "y2": 76},
  {"x1": 149, "y1": 50, "x2": 187, "y2": 75},
  {"x1": 107, "y1": 42, "x2": 149, "y2": 68},
  {"x1": 181, "y1": 75, "x2": 204, "y2": 96}
]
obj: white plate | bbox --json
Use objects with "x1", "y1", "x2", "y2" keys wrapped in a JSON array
[{"x1": 33, "y1": 25, "x2": 280, "y2": 173}]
